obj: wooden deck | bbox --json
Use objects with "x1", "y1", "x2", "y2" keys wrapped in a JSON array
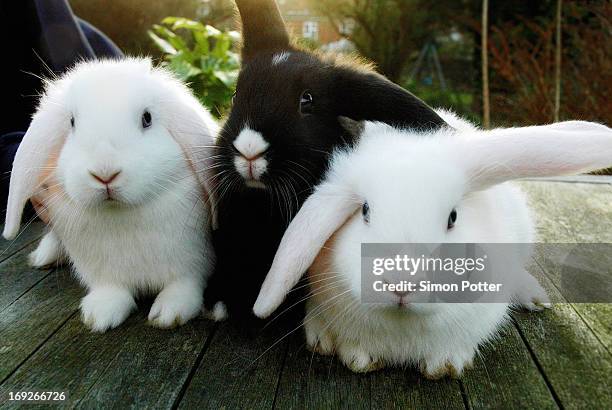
[{"x1": 0, "y1": 179, "x2": 611, "y2": 409}]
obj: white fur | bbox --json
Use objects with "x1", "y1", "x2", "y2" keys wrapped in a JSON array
[
  {"x1": 7, "y1": 59, "x2": 218, "y2": 332},
  {"x1": 81, "y1": 286, "x2": 137, "y2": 332},
  {"x1": 234, "y1": 128, "x2": 269, "y2": 158},
  {"x1": 203, "y1": 301, "x2": 229, "y2": 322},
  {"x1": 272, "y1": 51, "x2": 291, "y2": 66},
  {"x1": 233, "y1": 127, "x2": 269, "y2": 187},
  {"x1": 29, "y1": 230, "x2": 67, "y2": 268},
  {"x1": 254, "y1": 110, "x2": 612, "y2": 375}
]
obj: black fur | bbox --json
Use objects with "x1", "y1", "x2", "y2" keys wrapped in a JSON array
[
  {"x1": 204, "y1": 0, "x2": 447, "y2": 319},
  {"x1": 234, "y1": 0, "x2": 289, "y2": 61}
]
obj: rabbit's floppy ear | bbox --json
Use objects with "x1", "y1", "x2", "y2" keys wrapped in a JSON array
[
  {"x1": 253, "y1": 181, "x2": 359, "y2": 318},
  {"x1": 3, "y1": 94, "x2": 68, "y2": 240},
  {"x1": 163, "y1": 89, "x2": 220, "y2": 228},
  {"x1": 333, "y1": 67, "x2": 448, "y2": 131},
  {"x1": 235, "y1": 0, "x2": 290, "y2": 62},
  {"x1": 463, "y1": 121, "x2": 612, "y2": 189}
]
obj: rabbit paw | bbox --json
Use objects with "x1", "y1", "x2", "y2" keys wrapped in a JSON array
[
  {"x1": 513, "y1": 273, "x2": 552, "y2": 311},
  {"x1": 148, "y1": 280, "x2": 202, "y2": 328},
  {"x1": 29, "y1": 231, "x2": 66, "y2": 268},
  {"x1": 337, "y1": 344, "x2": 384, "y2": 373},
  {"x1": 81, "y1": 287, "x2": 136, "y2": 332},
  {"x1": 203, "y1": 301, "x2": 229, "y2": 322},
  {"x1": 421, "y1": 354, "x2": 473, "y2": 379},
  {"x1": 305, "y1": 318, "x2": 335, "y2": 356}
]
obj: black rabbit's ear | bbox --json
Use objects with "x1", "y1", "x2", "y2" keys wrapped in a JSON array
[
  {"x1": 332, "y1": 68, "x2": 448, "y2": 131},
  {"x1": 235, "y1": 0, "x2": 290, "y2": 62}
]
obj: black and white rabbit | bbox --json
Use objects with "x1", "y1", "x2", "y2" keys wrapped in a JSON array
[{"x1": 204, "y1": 0, "x2": 448, "y2": 319}]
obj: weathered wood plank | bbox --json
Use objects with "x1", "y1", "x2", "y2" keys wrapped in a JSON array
[
  {"x1": 74, "y1": 313, "x2": 213, "y2": 409},
  {"x1": 531, "y1": 246, "x2": 612, "y2": 354},
  {"x1": 567, "y1": 303, "x2": 612, "y2": 354},
  {"x1": 0, "y1": 315, "x2": 133, "y2": 410},
  {"x1": 518, "y1": 181, "x2": 612, "y2": 243},
  {"x1": 0, "y1": 221, "x2": 45, "y2": 262},
  {"x1": 460, "y1": 324, "x2": 556, "y2": 410},
  {"x1": 523, "y1": 181, "x2": 612, "y2": 348},
  {"x1": 0, "y1": 308, "x2": 213, "y2": 409},
  {"x1": 275, "y1": 335, "x2": 371, "y2": 410},
  {"x1": 178, "y1": 321, "x2": 289, "y2": 409},
  {"x1": 0, "y1": 242, "x2": 55, "y2": 312},
  {"x1": 370, "y1": 368, "x2": 464, "y2": 410},
  {"x1": 522, "y1": 183, "x2": 612, "y2": 352},
  {"x1": 513, "y1": 305, "x2": 612, "y2": 408},
  {"x1": 514, "y1": 181, "x2": 612, "y2": 407},
  {"x1": 511, "y1": 256, "x2": 612, "y2": 407},
  {"x1": 520, "y1": 180, "x2": 612, "y2": 343},
  {"x1": 512, "y1": 262, "x2": 612, "y2": 408},
  {"x1": 0, "y1": 268, "x2": 82, "y2": 384}
]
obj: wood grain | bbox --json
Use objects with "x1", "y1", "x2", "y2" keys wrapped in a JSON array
[
  {"x1": 178, "y1": 321, "x2": 290, "y2": 409},
  {"x1": 0, "y1": 242, "x2": 57, "y2": 313},
  {"x1": 0, "y1": 221, "x2": 44, "y2": 261},
  {"x1": 276, "y1": 335, "x2": 371, "y2": 410},
  {"x1": 460, "y1": 324, "x2": 556, "y2": 409},
  {"x1": 0, "y1": 268, "x2": 81, "y2": 384}
]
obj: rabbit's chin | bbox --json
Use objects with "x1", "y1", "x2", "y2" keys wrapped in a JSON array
[{"x1": 65, "y1": 185, "x2": 153, "y2": 210}]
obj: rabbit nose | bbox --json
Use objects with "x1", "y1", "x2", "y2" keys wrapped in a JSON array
[
  {"x1": 233, "y1": 128, "x2": 269, "y2": 160},
  {"x1": 393, "y1": 290, "x2": 411, "y2": 298},
  {"x1": 89, "y1": 170, "x2": 121, "y2": 185},
  {"x1": 233, "y1": 141, "x2": 268, "y2": 161},
  {"x1": 240, "y1": 149, "x2": 268, "y2": 162}
]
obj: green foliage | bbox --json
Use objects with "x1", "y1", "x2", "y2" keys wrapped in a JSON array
[
  {"x1": 294, "y1": 37, "x2": 320, "y2": 51},
  {"x1": 149, "y1": 17, "x2": 240, "y2": 118},
  {"x1": 403, "y1": 79, "x2": 479, "y2": 125}
]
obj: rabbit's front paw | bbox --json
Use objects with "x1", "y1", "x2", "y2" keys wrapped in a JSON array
[
  {"x1": 203, "y1": 301, "x2": 229, "y2": 322},
  {"x1": 513, "y1": 272, "x2": 552, "y2": 311},
  {"x1": 421, "y1": 353, "x2": 473, "y2": 379},
  {"x1": 305, "y1": 317, "x2": 335, "y2": 356},
  {"x1": 149, "y1": 280, "x2": 202, "y2": 328},
  {"x1": 337, "y1": 344, "x2": 384, "y2": 373},
  {"x1": 29, "y1": 231, "x2": 65, "y2": 268},
  {"x1": 81, "y1": 287, "x2": 136, "y2": 332}
]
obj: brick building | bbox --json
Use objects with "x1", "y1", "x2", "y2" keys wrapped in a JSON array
[{"x1": 277, "y1": 0, "x2": 346, "y2": 45}]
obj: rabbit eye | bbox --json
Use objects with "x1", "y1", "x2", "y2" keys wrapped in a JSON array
[
  {"x1": 362, "y1": 201, "x2": 370, "y2": 224},
  {"x1": 447, "y1": 208, "x2": 457, "y2": 230},
  {"x1": 142, "y1": 111, "x2": 152, "y2": 129},
  {"x1": 70, "y1": 116, "x2": 75, "y2": 128},
  {"x1": 300, "y1": 91, "x2": 314, "y2": 115}
]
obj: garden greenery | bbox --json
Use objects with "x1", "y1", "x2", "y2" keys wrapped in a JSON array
[{"x1": 149, "y1": 17, "x2": 240, "y2": 118}]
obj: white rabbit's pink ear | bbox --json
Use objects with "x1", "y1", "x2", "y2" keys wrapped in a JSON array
[
  {"x1": 253, "y1": 182, "x2": 358, "y2": 318},
  {"x1": 163, "y1": 88, "x2": 220, "y2": 228},
  {"x1": 463, "y1": 121, "x2": 612, "y2": 189},
  {"x1": 3, "y1": 99, "x2": 68, "y2": 240}
]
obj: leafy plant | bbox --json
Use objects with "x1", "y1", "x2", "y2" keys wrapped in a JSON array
[
  {"x1": 149, "y1": 17, "x2": 240, "y2": 118},
  {"x1": 402, "y1": 79, "x2": 478, "y2": 125}
]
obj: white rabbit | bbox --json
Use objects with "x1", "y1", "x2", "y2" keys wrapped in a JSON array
[
  {"x1": 3, "y1": 58, "x2": 218, "y2": 332},
  {"x1": 252, "y1": 111, "x2": 612, "y2": 377}
]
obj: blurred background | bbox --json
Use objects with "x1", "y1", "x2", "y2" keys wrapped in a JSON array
[{"x1": 68, "y1": 0, "x2": 610, "y2": 127}]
